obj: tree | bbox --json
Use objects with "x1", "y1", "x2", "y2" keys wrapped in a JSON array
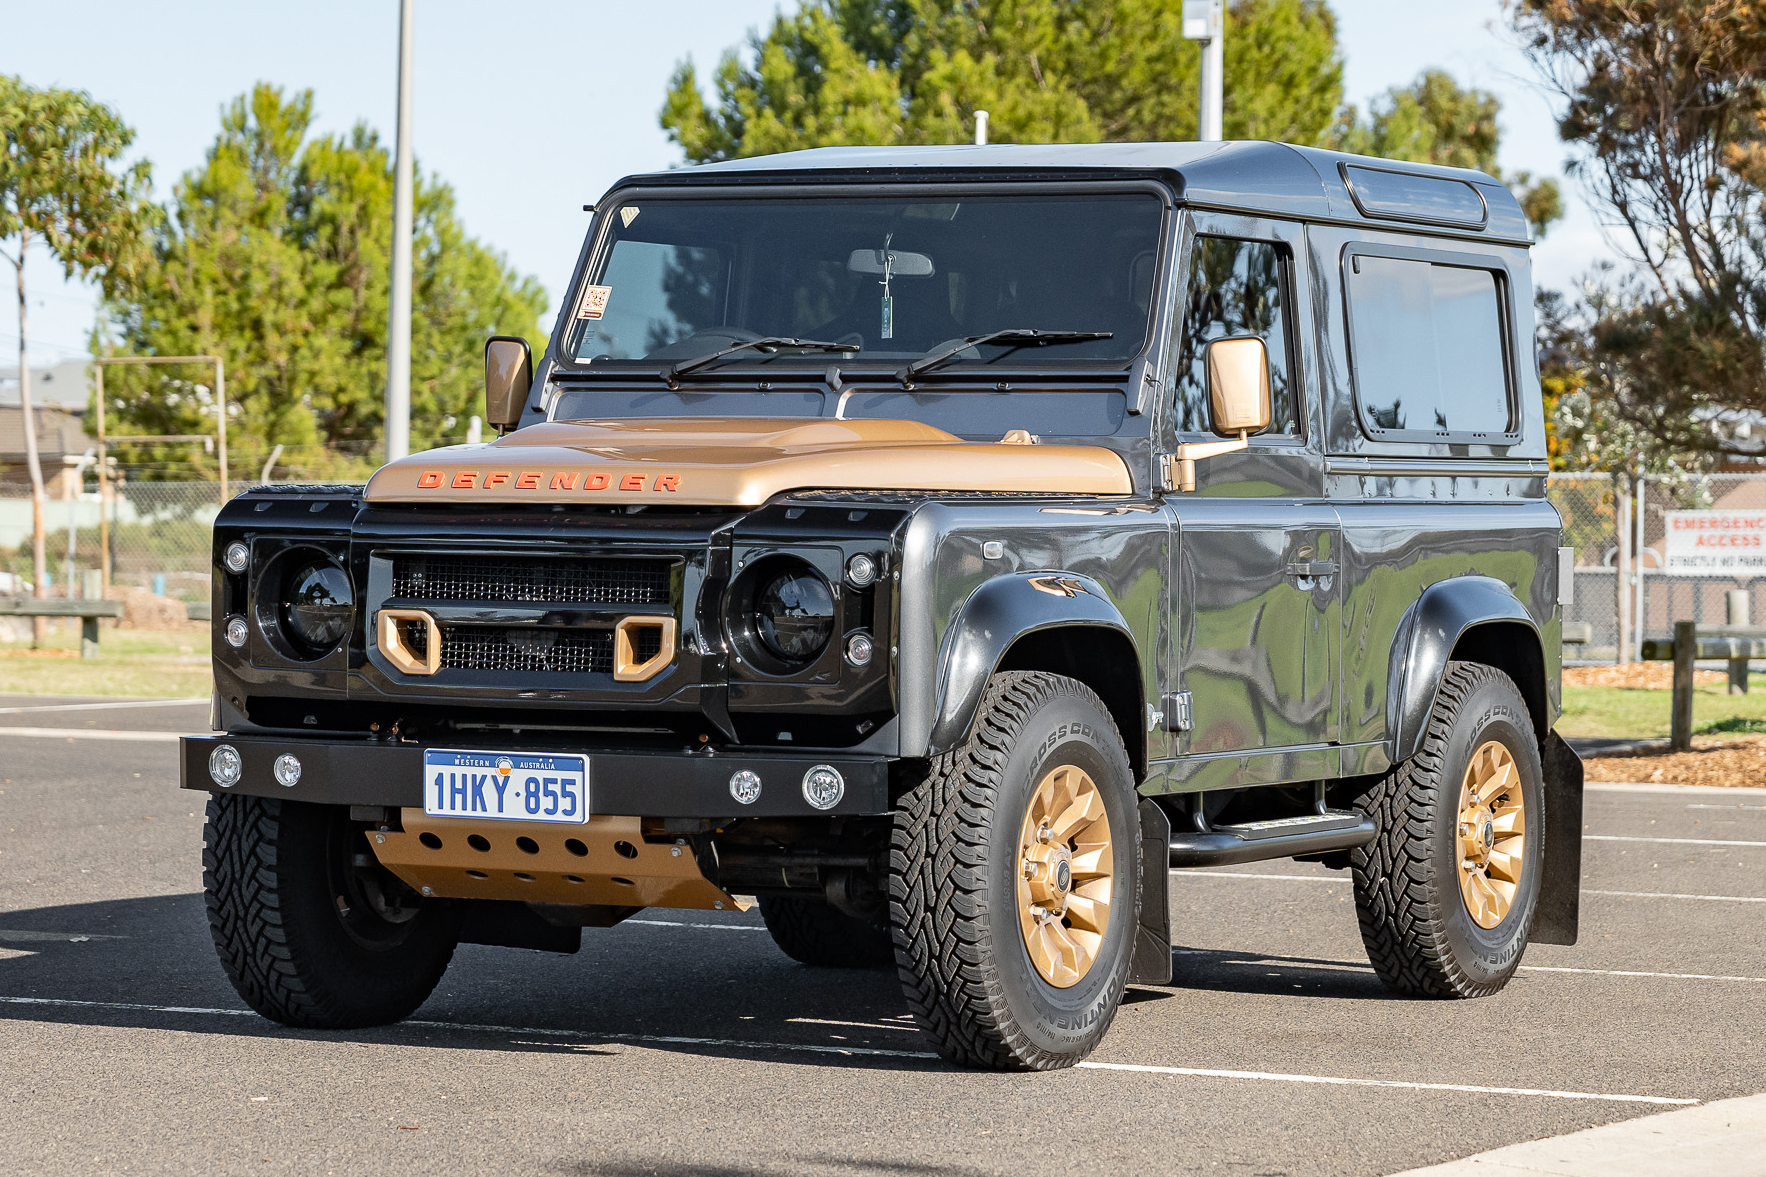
[
  {"x1": 662, "y1": 0, "x2": 1344, "y2": 161},
  {"x1": 0, "y1": 77, "x2": 153, "y2": 642},
  {"x1": 1515, "y1": 0, "x2": 1766, "y2": 469},
  {"x1": 104, "y1": 85, "x2": 547, "y2": 481},
  {"x1": 1336, "y1": 70, "x2": 1562, "y2": 237}
]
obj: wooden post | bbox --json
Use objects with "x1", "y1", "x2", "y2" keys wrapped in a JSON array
[
  {"x1": 1671, "y1": 619, "x2": 1696, "y2": 752},
  {"x1": 1727, "y1": 589, "x2": 1751, "y2": 695},
  {"x1": 1615, "y1": 486, "x2": 1632, "y2": 664}
]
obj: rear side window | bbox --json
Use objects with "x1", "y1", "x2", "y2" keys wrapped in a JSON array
[{"x1": 1346, "y1": 252, "x2": 1512, "y2": 438}]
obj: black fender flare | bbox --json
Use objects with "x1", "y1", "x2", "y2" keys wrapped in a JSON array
[
  {"x1": 926, "y1": 572, "x2": 1139, "y2": 756},
  {"x1": 1388, "y1": 575, "x2": 1543, "y2": 764}
]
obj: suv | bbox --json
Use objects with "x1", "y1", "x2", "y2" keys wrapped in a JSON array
[{"x1": 186, "y1": 142, "x2": 1583, "y2": 1071}]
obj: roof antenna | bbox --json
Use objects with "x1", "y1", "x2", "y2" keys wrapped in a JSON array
[{"x1": 974, "y1": 110, "x2": 989, "y2": 146}]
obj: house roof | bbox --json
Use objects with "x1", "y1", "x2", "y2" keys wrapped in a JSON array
[
  {"x1": 0, "y1": 405, "x2": 91, "y2": 463},
  {"x1": 618, "y1": 140, "x2": 1532, "y2": 244}
]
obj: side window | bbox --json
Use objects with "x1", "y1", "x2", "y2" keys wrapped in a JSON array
[
  {"x1": 1170, "y1": 236, "x2": 1297, "y2": 436},
  {"x1": 1346, "y1": 254, "x2": 1511, "y2": 437}
]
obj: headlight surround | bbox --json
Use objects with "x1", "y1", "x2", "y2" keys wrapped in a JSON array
[
  {"x1": 282, "y1": 559, "x2": 353, "y2": 656},
  {"x1": 753, "y1": 565, "x2": 835, "y2": 663}
]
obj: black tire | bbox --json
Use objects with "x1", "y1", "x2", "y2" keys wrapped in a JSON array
[
  {"x1": 1350, "y1": 660, "x2": 1545, "y2": 997},
  {"x1": 203, "y1": 794, "x2": 462, "y2": 1028},
  {"x1": 890, "y1": 671, "x2": 1139, "y2": 1070},
  {"x1": 758, "y1": 895, "x2": 893, "y2": 969}
]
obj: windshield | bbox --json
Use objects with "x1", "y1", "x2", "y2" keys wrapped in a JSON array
[{"x1": 565, "y1": 193, "x2": 1163, "y2": 369}]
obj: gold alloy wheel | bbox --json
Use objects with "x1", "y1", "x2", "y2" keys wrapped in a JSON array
[
  {"x1": 1015, "y1": 764, "x2": 1113, "y2": 988},
  {"x1": 1457, "y1": 739, "x2": 1526, "y2": 929}
]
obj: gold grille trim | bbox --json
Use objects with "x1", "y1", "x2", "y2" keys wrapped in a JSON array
[
  {"x1": 613, "y1": 615, "x2": 677, "y2": 682},
  {"x1": 378, "y1": 608, "x2": 440, "y2": 675}
]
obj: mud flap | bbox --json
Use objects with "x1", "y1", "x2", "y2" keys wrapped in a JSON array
[
  {"x1": 1532, "y1": 730, "x2": 1583, "y2": 946},
  {"x1": 1129, "y1": 797, "x2": 1172, "y2": 984}
]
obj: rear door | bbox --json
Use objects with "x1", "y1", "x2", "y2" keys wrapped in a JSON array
[{"x1": 1162, "y1": 212, "x2": 1340, "y2": 790}]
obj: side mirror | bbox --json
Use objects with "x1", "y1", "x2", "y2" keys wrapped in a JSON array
[
  {"x1": 484, "y1": 336, "x2": 533, "y2": 432},
  {"x1": 1164, "y1": 335, "x2": 1273, "y2": 494},
  {"x1": 1205, "y1": 335, "x2": 1272, "y2": 437}
]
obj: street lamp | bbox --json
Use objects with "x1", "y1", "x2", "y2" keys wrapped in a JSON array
[{"x1": 1182, "y1": 0, "x2": 1224, "y2": 142}]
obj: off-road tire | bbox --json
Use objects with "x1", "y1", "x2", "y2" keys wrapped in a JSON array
[
  {"x1": 890, "y1": 671, "x2": 1139, "y2": 1070},
  {"x1": 203, "y1": 794, "x2": 462, "y2": 1028},
  {"x1": 758, "y1": 896, "x2": 893, "y2": 968},
  {"x1": 1351, "y1": 660, "x2": 1545, "y2": 998}
]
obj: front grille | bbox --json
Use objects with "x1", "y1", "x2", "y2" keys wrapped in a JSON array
[
  {"x1": 439, "y1": 626, "x2": 614, "y2": 674},
  {"x1": 392, "y1": 554, "x2": 672, "y2": 605}
]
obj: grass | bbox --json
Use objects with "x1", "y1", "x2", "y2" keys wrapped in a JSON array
[
  {"x1": 0, "y1": 626, "x2": 211, "y2": 698},
  {"x1": 1559, "y1": 674, "x2": 1766, "y2": 740}
]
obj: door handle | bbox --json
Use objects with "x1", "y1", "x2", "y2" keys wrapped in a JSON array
[{"x1": 1285, "y1": 560, "x2": 1337, "y2": 580}]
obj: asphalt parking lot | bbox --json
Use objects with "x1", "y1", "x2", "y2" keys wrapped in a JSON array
[{"x1": 0, "y1": 694, "x2": 1762, "y2": 1177}]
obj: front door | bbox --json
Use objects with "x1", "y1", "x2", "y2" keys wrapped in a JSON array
[{"x1": 1162, "y1": 213, "x2": 1339, "y2": 788}]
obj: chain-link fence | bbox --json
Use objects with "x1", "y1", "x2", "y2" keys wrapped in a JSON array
[
  {"x1": 0, "y1": 480, "x2": 223, "y2": 603},
  {"x1": 1548, "y1": 470, "x2": 1766, "y2": 664}
]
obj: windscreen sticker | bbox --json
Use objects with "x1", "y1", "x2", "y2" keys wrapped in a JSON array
[
  {"x1": 575, "y1": 284, "x2": 612, "y2": 320},
  {"x1": 620, "y1": 206, "x2": 640, "y2": 227}
]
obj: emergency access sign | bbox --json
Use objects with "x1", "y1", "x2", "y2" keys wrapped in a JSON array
[{"x1": 1662, "y1": 509, "x2": 1766, "y2": 576}]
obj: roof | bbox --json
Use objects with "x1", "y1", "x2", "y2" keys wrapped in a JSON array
[
  {"x1": 0, "y1": 359, "x2": 93, "y2": 412},
  {"x1": 620, "y1": 140, "x2": 1532, "y2": 244},
  {"x1": 0, "y1": 405, "x2": 92, "y2": 463}
]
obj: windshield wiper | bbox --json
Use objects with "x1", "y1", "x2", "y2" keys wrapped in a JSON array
[
  {"x1": 899, "y1": 328, "x2": 1114, "y2": 385},
  {"x1": 666, "y1": 337, "x2": 854, "y2": 385}
]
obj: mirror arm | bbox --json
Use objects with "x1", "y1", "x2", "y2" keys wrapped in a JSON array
[{"x1": 1161, "y1": 430, "x2": 1249, "y2": 494}]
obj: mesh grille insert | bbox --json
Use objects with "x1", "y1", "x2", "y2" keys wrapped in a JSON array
[
  {"x1": 391, "y1": 554, "x2": 671, "y2": 605},
  {"x1": 440, "y1": 626, "x2": 614, "y2": 675}
]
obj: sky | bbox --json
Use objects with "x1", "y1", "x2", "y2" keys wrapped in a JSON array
[{"x1": 1, "y1": 0, "x2": 1621, "y2": 368}]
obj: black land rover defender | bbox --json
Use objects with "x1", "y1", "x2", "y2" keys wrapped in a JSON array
[{"x1": 186, "y1": 142, "x2": 1583, "y2": 1071}]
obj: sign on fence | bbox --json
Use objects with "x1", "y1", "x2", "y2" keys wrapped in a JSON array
[{"x1": 1663, "y1": 510, "x2": 1766, "y2": 577}]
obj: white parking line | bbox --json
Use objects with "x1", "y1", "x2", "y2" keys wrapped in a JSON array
[
  {"x1": 1195, "y1": 955, "x2": 1766, "y2": 986},
  {"x1": 0, "y1": 930, "x2": 124, "y2": 943},
  {"x1": 1587, "y1": 834, "x2": 1766, "y2": 847},
  {"x1": 1074, "y1": 1061, "x2": 1697, "y2": 1105},
  {"x1": 0, "y1": 994, "x2": 1696, "y2": 1103},
  {"x1": 0, "y1": 727, "x2": 181, "y2": 742},
  {"x1": 1588, "y1": 781, "x2": 1766, "y2": 797},
  {"x1": 1587, "y1": 888, "x2": 1766, "y2": 903},
  {"x1": 0, "y1": 698, "x2": 207, "y2": 715},
  {"x1": 623, "y1": 919, "x2": 764, "y2": 932},
  {"x1": 1171, "y1": 872, "x2": 1766, "y2": 904},
  {"x1": 1521, "y1": 966, "x2": 1766, "y2": 984}
]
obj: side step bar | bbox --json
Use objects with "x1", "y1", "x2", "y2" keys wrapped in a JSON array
[{"x1": 1168, "y1": 809, "x2": 1376, "y2": 868}]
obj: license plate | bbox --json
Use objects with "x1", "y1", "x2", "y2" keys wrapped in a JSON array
[{"x1": 422, "y1": 749, "x2": 589, "y2": 824}]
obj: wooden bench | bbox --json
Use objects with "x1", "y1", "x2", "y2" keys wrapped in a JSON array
[
  {"x1": 0, "y1": 597, "x2": 126, "y2": 658},
  {"x1": 1639, "y1": 622, "x2": 1766, "y2": 751}
]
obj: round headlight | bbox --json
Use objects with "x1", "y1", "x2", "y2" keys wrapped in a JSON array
[
  {"x1": 282, "y1": 560, "x2": 352, "y2": 656},
  {"x1": 729, "y1": 769, "x2": 762, "y2": 805},
  {"x1": 802, "y1": 764, "x2": 845, "y2": 810},
  {"x1": 224, "y1": 541, "x2": 250, "y2": 575},
  {"x1": 272, "y1": 753, "x2": 303, "y2": 788},
  {"x1": 208, "y1": 744, "x2": 242, "y2": 788},
  {"x1": 754, "y1": 568, "x2": 834, "y2": 663}
]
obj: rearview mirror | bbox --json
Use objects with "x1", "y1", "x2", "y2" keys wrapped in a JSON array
[
  {"x1": 1205, "y1": 336, "x2": 1272, "y2": 437},
  {"x1": 847, "y1": 248, "x2": 935, "y2": 277},
  {"x1": 484, "y1": 336, "x2": 532, "y2": 432}
]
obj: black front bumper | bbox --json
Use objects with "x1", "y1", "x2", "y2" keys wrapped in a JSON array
[{"x1": 180, "y1": 734, "x2": 891, "y2": 817}]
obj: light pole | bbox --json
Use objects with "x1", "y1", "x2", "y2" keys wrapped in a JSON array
[
  {"x1": 1183, "y1": 0, "x2": 1224, "y2": 142},
  {"x1": 385, "y1": 0, "x2": 415, "y2": 462}
]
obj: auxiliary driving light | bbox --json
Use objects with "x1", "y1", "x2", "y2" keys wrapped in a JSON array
[
  {"x1": 801, "y1": 764, "x2": 845, "y2": 810},
  {"x1": 729, "y1": 769, "x2": 762, "y2": 805},
  {"x1": 208, "y1": 744, "x2": 242, "y2": 788},
  {"x1": 844, "y1": 632, "x2": 874, "y2": 667},
  {"x1": 224, "y1": 615, "x2": 249, "y2": 649},
  {"x1": 845, "y1": 553, "x2": 879, "y2": 588},
  {"x1": 272, "y1": 754, "x2": 302, "y2": 788},
  {"x1": 224, "y1": 541, "x2": 250, "y2": 574}
]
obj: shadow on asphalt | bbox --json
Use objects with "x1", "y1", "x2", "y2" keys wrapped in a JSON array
[{"x1": 0, "y1": 894, "x2": 1403, "y2": 1071}]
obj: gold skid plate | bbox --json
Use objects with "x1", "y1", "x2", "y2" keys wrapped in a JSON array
[{"x1": 371, "y1": 811, "x2": 736, "y2": 910}]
